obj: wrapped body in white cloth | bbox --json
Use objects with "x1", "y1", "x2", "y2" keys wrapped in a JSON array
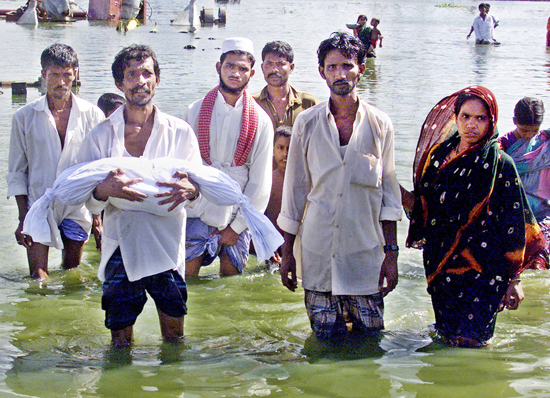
[{"x1": 22, "y1": 156, "x2": 283, "y2": 264}]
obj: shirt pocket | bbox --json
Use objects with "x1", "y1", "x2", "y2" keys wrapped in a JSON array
[{"x1": 350, "y1": 151, "x2": 382, "y2": 188}]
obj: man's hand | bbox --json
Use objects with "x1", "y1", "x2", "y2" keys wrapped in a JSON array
[
  {"x1": 155, "y1": 171, "x2": 199, "y2": 212},
  {"x1": 211, "y1": 226, "x2": 240, "y2": 246},
  {"x1": 378, "y1": 251, "x2": 398, "y2": 297},
  {"x1": 280, "y1": 252, "x2": 298, "y2": 292},
  {"x1": 93, "y1": 169, "x2": 146, "y2": 202},
  {"x1": 15, "y1": 221, "x2": 33, "y2": 248},
  {"x1": 92, "y1": 214, "x2": 102, "y2": 251},
  {"x1": 502, "y1": 279, "x2": 524, "y2": 310}
]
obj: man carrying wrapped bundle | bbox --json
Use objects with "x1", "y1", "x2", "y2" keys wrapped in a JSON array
[{"x1": 76, "y1": 45, "x2": 201, "y2": 347}]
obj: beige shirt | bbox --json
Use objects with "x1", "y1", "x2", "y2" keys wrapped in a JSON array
[
  {"x1": 278, "y1": 101, "x2": 402, "y2": 295},
  {"x1": 7, "y1": 93, "x2": 104, "y2": 243},
  {"x1": 183, "y1": 90, "x2": 273, "y2": 234},
  {"x1": 253, "y1": 86, "x2": 318, "y2": 129},
  {"x1": 77, "y1": 105, "x2": 202, "y2": 282}
]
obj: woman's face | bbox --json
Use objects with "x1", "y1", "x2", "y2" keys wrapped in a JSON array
[{"x1": 456, "y1": 98, "x2": 491, "y2": 148}]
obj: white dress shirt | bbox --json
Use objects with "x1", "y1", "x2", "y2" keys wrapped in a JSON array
[
  {"x1": 6, "y1": 93, "x2": 104, "y2": 243},
  {"x1": 76, "y1": 105, "x2": 202, "y2": 282},
  {"x1": 278, "y1": 101, "x2": 402, "y2": 295},
  {"x1": 472, "y1": 14, "x2": 498, "y2": 42},
  {"x1": 182, "y1": 90, "x2": 273, "y2": 234}
]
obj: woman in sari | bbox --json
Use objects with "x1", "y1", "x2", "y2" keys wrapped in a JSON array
[
  {"x1": 406, "y1": 86, "x2": 546, "y2": 347},
  {"x1": 499, "y1": 97, "x2": 550, "y2": 269}
]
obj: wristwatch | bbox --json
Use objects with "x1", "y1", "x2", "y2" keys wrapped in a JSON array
[{"x1": 383, "y1": 244, "x2": 399, "y2": 253}]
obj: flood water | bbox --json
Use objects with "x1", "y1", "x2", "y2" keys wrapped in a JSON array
[{"x1": 2, "y1": 0, "x2": 550, "y2": 396}]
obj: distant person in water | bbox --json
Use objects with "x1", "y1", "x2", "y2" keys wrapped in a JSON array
[
  {"x1": 467, "y1": 3, "x2": 500, "y2": 45},
  {"x1": 6, "y1": 43, "x2": 104, "y2": 279},
  {"x1": 97, "y1": 93, "x2": 125, "y2": 117},
  {"x1": 264, "y1": 125, "x2": 292, "y2": 265},
  {"x1": 370, "y1": 18, "x2": 383, "y2": 49},
  {"x1": 349, "y1": 14, "x2": 376, "y2": 58},
  {"x1": 499, "y1": 97, "x2": 550, "y2": 269}
]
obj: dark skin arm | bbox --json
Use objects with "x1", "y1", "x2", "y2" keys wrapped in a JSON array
[
  {"x1": 14, "y1": 195, "x2": 33, "y2": 248},
  {"x1": 379, "y1": 220, "x2": 398, "y2": 297},
  {"x1": 280, "y1": 232, "x2": 298, "y2": 291}
]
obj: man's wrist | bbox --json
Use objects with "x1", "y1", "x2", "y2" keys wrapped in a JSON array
[{"x1": 383, "y1": 244, "x2": 399, "y2": 253}]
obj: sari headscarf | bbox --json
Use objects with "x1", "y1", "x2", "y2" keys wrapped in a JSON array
[{"x1": 407, "y1": 86, "x2": 545, "y2": 285}]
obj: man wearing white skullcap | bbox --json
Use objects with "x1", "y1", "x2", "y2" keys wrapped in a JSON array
[{"x1": 183, "y1": 37, "x2": 274, "y2": 277}]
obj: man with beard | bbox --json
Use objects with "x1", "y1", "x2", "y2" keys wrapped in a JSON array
[
  {"x1": 183, "y1": 37, "x2": 273, "y2": 277},
  {"x1": 253, "y1": 41, "x2": 317, "y2": 129},
  {"x1": 77, "y1": 45, "x2": 201, "y2": 346},
  {"x1": 7, "y1": 43, "x2": 104, "y2": 279},
  {"x1": 277, "y1": 32, "x2": 402, "y2": 339}
]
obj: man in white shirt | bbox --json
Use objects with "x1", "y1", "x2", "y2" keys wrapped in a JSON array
[
  {"x1": 278, "y1": 32, "x2": 402, "y2": 339},
  {"x1": 467, "y1": 3, "x2": 499, "y2": 45},
  {"x1": 183, "y1": 37, "x2": 273, "y2": 277},
  {"x1": 77, "y1": 45, "x2": 201, "y2": 347},
  {"x1": 6, "y1": 44, "x2": 104, "y2": 279}
]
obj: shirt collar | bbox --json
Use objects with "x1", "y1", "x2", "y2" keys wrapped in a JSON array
[{"x1": 258, "y1": 85, "x2": 301, "y2": 106}]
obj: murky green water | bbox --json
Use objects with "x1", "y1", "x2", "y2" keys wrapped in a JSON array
[{"x1": 2, "y1": 0, "x2": 550, "y2": 396}]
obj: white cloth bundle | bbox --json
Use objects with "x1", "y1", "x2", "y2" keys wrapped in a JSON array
[{"x1": 22, "y1": 157, "x2": 283, "y2": 262}]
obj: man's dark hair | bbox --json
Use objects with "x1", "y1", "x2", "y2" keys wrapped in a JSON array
[
  {"x1": 261, "y1": 41, "x2": 294, "y2": 63},
  {"x1": 220, "y1": 50, "x2": 255, "y2": 68},
  {"x1": 514, "y1": 97, "x2": 545, "y2": 126},
  {"x1": 41, "y1": 44, "x2": 78, "y2": 71},
  {"x1": 97, "y1": 93, "x2": 125, "y2": 116},
  {"x1": 317, "y1": 32, "x2": 366, "y2": 67},
  {"x1": 478, "y1": 3, "x2": 486, "y2": 11},
  {"x1": 112, "y1": 44, "x2": 160, "y2": 85},
  {"x1": 274, "y1": 125, "x2": 292, "y2": 142}
]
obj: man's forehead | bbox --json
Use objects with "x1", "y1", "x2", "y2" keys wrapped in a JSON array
[
  {"x1": 43, "y1": 65, "x2": 77, "y2": 73},
  {"x1": 124, "y1": 57, "x2": 154, "y2": 71},
  {"x1": 264, "y1": 53, "x2": 289, "y2": 62},
  {"x1": 325, "y1": 50, "x2": 357, "y2": 63},
  {"x1": 222, "y1": 52, "x2": 253, "y2": 66}
]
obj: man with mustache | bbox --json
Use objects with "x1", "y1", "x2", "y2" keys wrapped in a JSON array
[
  {"x1": 278, "y1": 32, "x2": 402, "y2": 339},
  {"x1": 253, "y1": 41, "x2": 317, "y2": 129},
  {"x1": 77, "y1": 45, "x2": 201, "y2": 346},
  {"x1": 7, "y1": 43, "x2": 104, "y2": 279},
  {"x1": 183, "y1": 37, "x2": 273, "y2": 277}
]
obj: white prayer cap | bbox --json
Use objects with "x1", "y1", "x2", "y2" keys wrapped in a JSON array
[{"x1": 221, "y1": 37, "x2": 254, "y2": 55}]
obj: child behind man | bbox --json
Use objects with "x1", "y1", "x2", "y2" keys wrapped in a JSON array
[
  {"x1": 370, "y1": 18, "x2": 383, "y2": 48},
  {"x1": 264, "y1": 126, "x2": 292, "y2": 268}
]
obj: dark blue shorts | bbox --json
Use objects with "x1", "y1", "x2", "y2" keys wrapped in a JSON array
[{"x1": 102, "y1": 248, "x2": 188, "y2": 331}]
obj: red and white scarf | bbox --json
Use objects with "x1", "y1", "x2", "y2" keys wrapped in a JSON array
[{"x1": 197, "y1": 86, "x2": 258, "y2": 167}]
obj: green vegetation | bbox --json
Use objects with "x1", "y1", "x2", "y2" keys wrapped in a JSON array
[{"x1": 435, "y1": 3, "x2": 467, "y2": 7}]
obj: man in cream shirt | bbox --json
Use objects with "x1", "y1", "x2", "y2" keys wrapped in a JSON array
[
  {"x1": 7, "y1": 43, "x2": 104, "y2": 279},
  {"x1": 278, "y1": 32, "x2": 402, "y2": 339},
  {"x1": 183, "y1": 37, "x2": 273, "y2": 277}
]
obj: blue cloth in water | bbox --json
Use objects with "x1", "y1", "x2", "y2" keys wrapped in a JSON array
[{"x1": 185, "y1": 217, "x2": 252, "y2": 272}]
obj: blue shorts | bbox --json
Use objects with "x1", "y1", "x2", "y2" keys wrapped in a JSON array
[
  {"x1": 102, "y1": 248, "x2": 188, "y2": 331},
  {"x1": 304, "y1": 290, "x2": 384, "y2": 339},
  {"x1": 185, "y1": 218, "x2": 252, "y2": 272},
  {"x1": 59, "y1": 219, "x2": 88, "y2": 242}
]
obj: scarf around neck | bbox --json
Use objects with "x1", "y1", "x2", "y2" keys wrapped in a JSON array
[{"x1": 197, "y1": 86, "x2": 258, "y2": 167}]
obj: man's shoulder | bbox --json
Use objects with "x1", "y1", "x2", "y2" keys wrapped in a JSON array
[
  {"x1": 294, "y1": 101, "x2": 327, "y2": 127},
  {"x1": 72, "y1": 95, "x2": 103, "y2": 116},
  {"x1": 290, "y1": 86, "x2": 318, "y2": 108},
  {"x1": 156, "y1": 107, "x2": 195, "y2": 132},
  {"x1": 252, "y1": 86, "x2": 268, "y2": 101},
  {"x1": 13, "y1": 96, "x2": 44, "y2": 118}
]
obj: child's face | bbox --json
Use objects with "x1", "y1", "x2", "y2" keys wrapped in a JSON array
[
  {"x1": 514, "y1": 121, "x2": 541, "y2": 141},
  {"x1": 358, "y1": 16, "x2": 367, "y2": 26},
  {"x1": 370, "y1": 19, "x2": 378, "y2": 27},
  {"x1": 273, "y1": 135, "x2": 291, "y2": 171}
]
